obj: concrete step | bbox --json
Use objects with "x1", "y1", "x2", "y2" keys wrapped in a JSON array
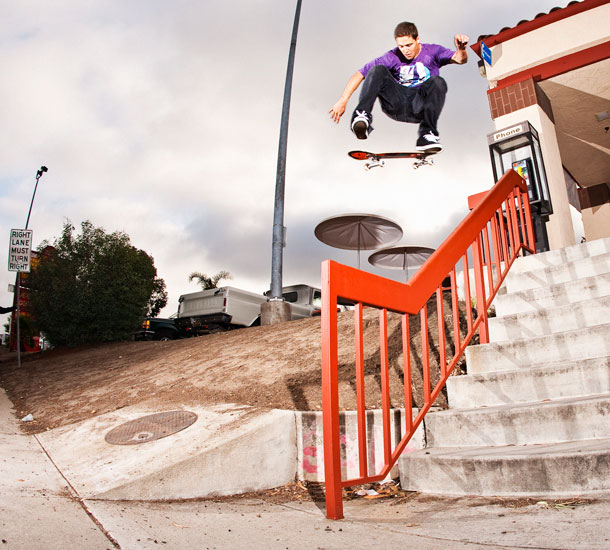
[
  {"x1": 447, "y1": 357, "x2": 610, "y2": 408},
  {"x1": 489, "y1": 294, "x2": 610, "y2": 342},
  {"x1": 494, "y1": 272, "x2": 610, "y2": 317},
  {"x1": 503, "y1": 251, "x2": 610, "y2": 294},
  {"x1": 507, "y1": 237, "x2": 610, "y2": 274},
  {"x1": 465, "y1": 323, "x2": 610, "y2": 374},
  {"x1": 424, "y1": 393, "x2": 610, "y2": 448},
  {"x1": 399, "y1": 438, "x2": 610, "y2": 496}
]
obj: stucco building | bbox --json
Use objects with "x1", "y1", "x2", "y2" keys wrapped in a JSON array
[{"x1": 473, "y1": 0, "x2": 610, "y2": 248}]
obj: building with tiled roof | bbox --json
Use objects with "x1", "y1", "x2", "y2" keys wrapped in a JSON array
[{"x1": 472, "y1": 0, "x2": 609, "y2": 245}]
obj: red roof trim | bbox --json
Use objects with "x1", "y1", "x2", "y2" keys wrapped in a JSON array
[
  {"x1": 472, "y1": 0, "x2": 610, "y2": 56},
  {"x1": 487, "y1": 40, "x2": 610, "y2": 92}
]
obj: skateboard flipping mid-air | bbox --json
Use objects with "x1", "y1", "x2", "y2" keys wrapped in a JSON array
[
  {"x1": 329, "y1": 21, "x2": 469, "y2": 168},
  {"x1": 348, "y1": 149, "x2": 438, "y2": 170}
]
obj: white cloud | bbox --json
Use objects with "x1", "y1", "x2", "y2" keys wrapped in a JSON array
[{"x1": 0, "y1": 0, "x2": 567, "y2": 319}]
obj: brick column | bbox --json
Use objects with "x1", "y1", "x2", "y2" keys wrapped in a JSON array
[
  {"x1": 488, "y1": 79, "x2": 575, "y2": 249},
  {"x1": 487, "y1": 77, "x2": 554, "y2": 121}
]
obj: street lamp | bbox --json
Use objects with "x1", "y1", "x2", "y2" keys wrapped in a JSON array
[
  {"x1": 263, "y1": 0, "x2": 302, "y2": 325},
  {"x1": 25, "y1": 166, "x2": 48, "y2": 229},
  {"x1": 13, "y1": 166, "x2": 48, "y2": 368}
]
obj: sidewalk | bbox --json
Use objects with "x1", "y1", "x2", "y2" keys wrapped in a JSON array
[
  {"x1": 0, "y1": 390, "x2": 112, "y2": 549},
  {"x1": 1, "y1": 387, "x2": 609, "y2": 550}
]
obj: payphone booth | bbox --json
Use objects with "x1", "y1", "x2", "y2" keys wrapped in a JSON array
[{"x1": 487, "y1": 121, "x2": 552, "y2": 252}]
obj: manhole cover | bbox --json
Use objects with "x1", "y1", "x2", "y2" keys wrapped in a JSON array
[{"x1": 105, "y1": 411, "x2": 198, "y2": 445}]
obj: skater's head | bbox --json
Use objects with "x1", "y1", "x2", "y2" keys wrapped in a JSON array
[
  {"x1": 394, "y1": 22, "x2": 421, "y2": 60},
  {"x1": 394, "y1": 22, "x2": 418, "y2": 40}
]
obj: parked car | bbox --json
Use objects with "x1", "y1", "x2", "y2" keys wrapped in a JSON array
[{"x1": 134, "y1": 317, "x2": 181, "y2": 341}]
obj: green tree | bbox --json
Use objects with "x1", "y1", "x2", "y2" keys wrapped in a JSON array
[
  {"x1": 147, "y1": 277, "x2": 168, "y2": 318},
  {"x1": 188, "y1": 270, "x2": 232, "y2": 290},
  {"x1": 28, "y1": 220, "x2": 166, "y2": 346}
]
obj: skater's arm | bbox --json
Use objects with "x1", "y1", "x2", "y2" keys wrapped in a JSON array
[
  {"x1": 451, "y1": 34, "x2": 469, "y2": 64},
  {"x1": 329, "y1": 71, "x2": 364, "y2": 123}
]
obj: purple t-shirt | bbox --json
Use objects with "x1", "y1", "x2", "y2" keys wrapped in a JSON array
[{"x1": 359, "y1": 43, "x2": 455, "y2": 87}]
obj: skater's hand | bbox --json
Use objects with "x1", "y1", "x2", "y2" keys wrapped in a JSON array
[
  {"x1": 329, "y1": 71, "x2": 364, "y2": 124},
  {"x1": 452, "y1": 34, "x2": 469, "y2": 64},
  {"x1": 329, "y1": 100, "x2": 347, "y2": 123},
  {"x1": 454, "y1": 34, "x2": 469, "y2": 50}
]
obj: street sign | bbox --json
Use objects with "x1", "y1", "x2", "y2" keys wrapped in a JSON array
[
  {"x1": 8, "y1": 229, "x2": 33, "y2": 272},
  {"x1": 481, "y1": 41, "x2": 492, "y2": 66}
]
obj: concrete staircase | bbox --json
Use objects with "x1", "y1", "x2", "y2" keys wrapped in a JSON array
[{"x1": 399, "y1": 237, "x2": 610, "y2": 497}]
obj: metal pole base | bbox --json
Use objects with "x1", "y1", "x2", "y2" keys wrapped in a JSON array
[{"x1": 260, "y1": 300, "x2": 291, "y2": 326}]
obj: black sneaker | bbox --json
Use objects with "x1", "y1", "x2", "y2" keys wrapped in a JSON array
[
  {"x1": 416, "y1": 132, "x2": 442, "y2": 152},
  {"x1": 351, "y1": 111, "x2": 372, "y2": 140}
]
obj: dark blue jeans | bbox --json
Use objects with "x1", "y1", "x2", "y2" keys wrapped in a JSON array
[{"x1": 353, "y1": 65, "x2": 448, "y2": 137}]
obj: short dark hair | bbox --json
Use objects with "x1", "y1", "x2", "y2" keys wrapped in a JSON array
[{"x1": 394, "y1": 22, "x2": 418, "y2": 39}]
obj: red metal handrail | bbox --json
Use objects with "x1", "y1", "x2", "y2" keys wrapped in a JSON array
[{"x1": 321, "y1": 169, "x2": 535, "y2": 519}]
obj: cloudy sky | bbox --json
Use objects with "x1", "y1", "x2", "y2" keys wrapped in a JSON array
[{"x1": 1, "y1": 0, "x2": 569, "y2": 318}]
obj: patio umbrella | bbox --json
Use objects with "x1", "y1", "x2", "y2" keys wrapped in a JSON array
[
  {"x1": 314, "y1": 214, "x2": 403, "y2": 269},
  {"x1": 368, "y1": 245, "x2": 435, "y2": 282}
]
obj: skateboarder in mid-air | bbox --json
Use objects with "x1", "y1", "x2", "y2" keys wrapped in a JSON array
[{"x1": 329, "y1": 22, "x2": 469, "y2": 152}]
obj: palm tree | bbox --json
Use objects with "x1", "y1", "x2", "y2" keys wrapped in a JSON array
[{"x1": 188, "y1": 270, "x2": 232, "y2": 290}]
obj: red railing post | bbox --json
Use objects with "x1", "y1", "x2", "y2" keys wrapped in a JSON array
[
  {"x1": 462, "y1": 254, "x2": 473, "y2": 334},
  {"x1": 490, "y1": 214, "x2": 502, "y2": 285},
  {"x1": 354, "y1": 303, "x2": 367, "y2": 479},
  {"x1": 402, "y1": 314, "x2": 413, "y2": 433},
  {"x1": 472, "y1": 235, "x2": 489, "y2": 344},
  {"x1": 420, "y1": 306, "x2": 431, "y2": 405},
  {"x1": 520, "y1": 188, "x2": 536, "y2": 252},
  {"x1": 321, "y1": 261, "x2": 344, "y2": 520},
  {"x1": 379, "y1": 309, "x2": 392, "y2": 465},
  {"x1": 508, "y1": 192, "x2": 521, "y2": 252},
  {"x1": 482, "y1": 223, "x2": 494, "y2": 292},
  {"x1": 450, "y1": 268, "x2": 461, "y2": 353},
  {"x1": 436, "y1": 288, "x2": 446, "y2": 378}
]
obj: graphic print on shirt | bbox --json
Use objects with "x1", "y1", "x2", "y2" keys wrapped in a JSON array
[{"x1": 398, "y1": 62, "x2": 430, "y2": 87}]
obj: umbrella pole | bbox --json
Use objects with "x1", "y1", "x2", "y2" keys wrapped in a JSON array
[{"x1": 357, "y1": 223, "x2": 361, "y2": 270}]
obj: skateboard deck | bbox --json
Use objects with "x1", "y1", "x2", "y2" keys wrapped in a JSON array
[{"x1": 348, "y1": 149, "x2": 438, "y2": 170}]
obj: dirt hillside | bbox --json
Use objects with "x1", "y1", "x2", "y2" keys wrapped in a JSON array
[{"x1": 0, "y1": 295, "x2": 472, "y2": 434}]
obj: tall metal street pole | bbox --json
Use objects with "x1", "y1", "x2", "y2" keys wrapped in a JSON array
[
  {"x1": 269, "y1": 0, "x2": 302, "y2": 300},
  {"x1": 15, "y1": 166, "x2": 47, "y2": 368}
]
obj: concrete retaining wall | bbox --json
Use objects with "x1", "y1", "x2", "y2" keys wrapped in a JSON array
[
  {"x1": 295, "y1": 408, "x2": 425, "y2": 482},
  {"x1": 36, "y1": 405, "x2": 424, "y2": 500}
]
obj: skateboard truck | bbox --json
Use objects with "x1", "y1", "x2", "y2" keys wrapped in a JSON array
[
  {"x1": 412, "y1": 156, "x2": 434, "y2": 170},
  {"x1": 364, "y1": 157, "x2": 385, "y2": 170}
]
